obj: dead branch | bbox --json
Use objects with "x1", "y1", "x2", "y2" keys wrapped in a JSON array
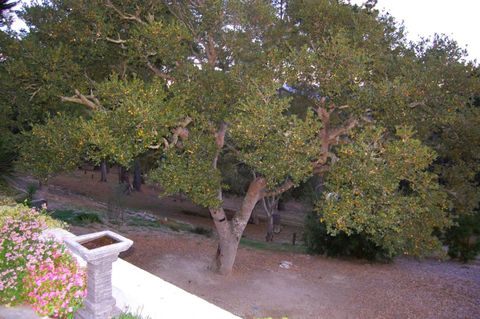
[
  {"x1": 105, "y1": 0, "x2": 146, "y2": 25},
  {"x1": 60, "y1": 89, "x2": 102, "y2": 110},
  {"x1": 106, "y1": 36, "x2": 127, "y2": 45}
]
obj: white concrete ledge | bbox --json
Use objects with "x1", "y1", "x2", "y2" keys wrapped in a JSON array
[{"x1": 44, "y1": 229, "x2": 240, "y2": 319}]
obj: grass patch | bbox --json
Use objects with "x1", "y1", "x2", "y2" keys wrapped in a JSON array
[
  {"x1": 240, "y1": 237, "x2": 307, "y2": 254},
  {"x1": 116, "y1": 310, "x2": 151, "y2": 319},
  {"x1": 50, "y1": 209, "x2": 103, "y2": 225}
]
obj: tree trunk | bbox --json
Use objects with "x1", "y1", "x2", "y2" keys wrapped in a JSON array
[
  {"x1": 100, "y1": 160, "x2": 108, "y2": 182},
  {"x1": 210, "y1": 177, "x2": 266, "y2": 275},
  {"x1": 133, "y1": 159, "x2": 142, "y2": 192},
  {"x1": 118, "y1": 166, "x2": 132, "y2": 193},
  {"x1": 262, "y1": 195, "x2": 279, "y2": 242},
  {"x1": 266, "y1": 213, "x2": 274, "y2": 242}
]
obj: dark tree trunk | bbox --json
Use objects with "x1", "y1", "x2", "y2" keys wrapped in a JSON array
[
  {"x1": 118, "y1": 166, "x2": 128, "y2": 184},
  {"x1": 118, "y1": 166, "x2": 132, "y2": 193},
  {"x1": 100, "y1": 160, "x2": 108, "y2": 182},
  {"x1": 133, "y1": 159, "x2": 142, "y2": 192}
]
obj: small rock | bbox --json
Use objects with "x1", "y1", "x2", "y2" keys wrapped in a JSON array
[{"x1": 279, "y1": 260, "x2": 292, "y2": 269}]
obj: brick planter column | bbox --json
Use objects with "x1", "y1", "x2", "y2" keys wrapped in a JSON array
[{"x1": 64, "y1": 231, "x2": 133, "y2": 319}]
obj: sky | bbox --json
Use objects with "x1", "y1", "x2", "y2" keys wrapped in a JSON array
[
  {"x1": 8, "y1": 0, "x2": 480, "y2": 63},
  {"x1": 350, "y1": 0, "x2": 480, "y2": 63}
]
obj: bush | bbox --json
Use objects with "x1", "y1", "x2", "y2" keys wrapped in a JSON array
[
  {"x1": 444, "y1": 211, "x2": 480, "y2": 262},
  {"x1": 0, "y1": 206, "x2": 85, "y2": 318},
  {"x1": 50, "y1": 209, "x2": 103, "y2": 225},
  {"x1": 303, "y1": 212, "x2": 392, "y2": 261},
  {"x1": 25, "y1": 241, "x2": 86, "y2": 319},
  {"x1": 0, "y1": 204, "x2": 65, "y2": 229}
]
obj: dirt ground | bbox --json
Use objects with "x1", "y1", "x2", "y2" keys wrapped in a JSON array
[{"x1": 19, "y1": 170, "x2": 480, "y2": 318}]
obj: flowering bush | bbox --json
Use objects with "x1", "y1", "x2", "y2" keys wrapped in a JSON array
[
  {"x1": 25, "y1": 240, "x2": 86, "y2": 319},
  {"x1": 0, "y1": 208, "x2": 47, "y2": 304},
  {"x1": 0, "y1": 205, "x2": 86, "y2": 318}
]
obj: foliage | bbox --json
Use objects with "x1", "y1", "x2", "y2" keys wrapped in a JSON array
[
  {"x1": 444, "y1": 211, "x2": 480, "y2": 262},
  {"x1": 0, "y1": 206, "x2": 84, "y2": 319},
  {"x1": 6, "y1": 0, "x2": 479, "y2": 271},
  {"x1": 50, "y1": 209, "x2": 103, "y2": 225},
  {"x1": 18, "y1": 115, "x2": 86, "y2": 182},
  {"x1": 318, "y1": 126, "x2": 450, "y2": 257},
  {"x1": 303, "y1": 211, "x2": 390, "y2": 261},
  {"x1": 0, "y1": 132, "x2": 16, "y2": 177}
]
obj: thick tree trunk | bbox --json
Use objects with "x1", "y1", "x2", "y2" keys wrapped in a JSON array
[
  {"x1": 100, "y1": 160, "x2": 108, "y2": 182},
  {"x1": 210, "y1": 177, "x2": 266, "y2": 275},
  {"x1": 133, "y1": 159, "x2": 142, "y2": 192}
]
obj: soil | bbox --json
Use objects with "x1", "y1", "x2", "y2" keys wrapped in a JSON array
[
  {"x1": 15, "y1": 170, "x2": 480, "y2": 319},
  {"x1": 80, "y1": 235, "x2": 119, "y2": 250}
]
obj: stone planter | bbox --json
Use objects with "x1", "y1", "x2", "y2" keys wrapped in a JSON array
[{"x1": 64, "y1": 230, "x2": 133, "y2": 319}]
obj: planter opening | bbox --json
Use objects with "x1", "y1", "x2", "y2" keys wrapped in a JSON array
[{"x1": 80, "y1": 235, "x2": 119, "y2": 250}]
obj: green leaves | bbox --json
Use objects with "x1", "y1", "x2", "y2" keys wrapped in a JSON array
[
  {"x1": 319, "y1": 126, "x2": 450, "y2": 257},
  {"x1": 18, "y1": 115, "x2": 87, "y2": 181},
  {"x1": 229, "y1": 81, "x2": 321, "y2": 188},
  {"x1": 149, "y1": 129, "x2": 222, "y2": 208}
]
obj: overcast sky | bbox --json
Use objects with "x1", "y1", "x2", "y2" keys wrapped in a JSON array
[
  {"x1": 350, "y1": 0, "x2": 480, "y2": 63},
  {"x1": 9, "y1": 0, "x2": 480, "y2": 63}
]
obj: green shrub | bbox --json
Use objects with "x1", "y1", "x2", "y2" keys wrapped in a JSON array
[
  {"x1": 303, "y1": 212, "x2": 392, "y2": 261},
  {"x1": 50, "y1": 209, "x2": 103, "y2": 225},
  {"x1": 444, "y1": 211, "x2": 480, "y2": 262},
  {"x1": 25, "y1": 184, "x2": 37, "y2": 204}
]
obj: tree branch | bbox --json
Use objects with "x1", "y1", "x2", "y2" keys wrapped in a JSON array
[
  {"x1": 105, "y1": 35, "x2": 127, "y2": 45},
  {"x1": 146, "y1": 60, "x2": 175, "y2": 81},
  {"x1": 60, "y1": 89, "x2": 102, "y2": 110},
  {"x1": 105, "y1": 0, "x2": 146, "y2": 25},
  {"x1": 212, "y1": 122, "x2": 228, "y2": 169},
  {"x1": 263, "y1": 179, "x2": 295, "y2": 198},
  {"x1": 327, "y1": 118, "x2": 357, "y2": 143}
]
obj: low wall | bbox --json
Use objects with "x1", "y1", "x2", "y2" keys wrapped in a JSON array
[{"x1": 43, "y1": 229, "x2": 240, "y2": 319}]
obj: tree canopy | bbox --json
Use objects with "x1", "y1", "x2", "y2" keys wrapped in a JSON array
[{"x1": 1, "y1": 0, "x2": 478, "y2": 273}]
